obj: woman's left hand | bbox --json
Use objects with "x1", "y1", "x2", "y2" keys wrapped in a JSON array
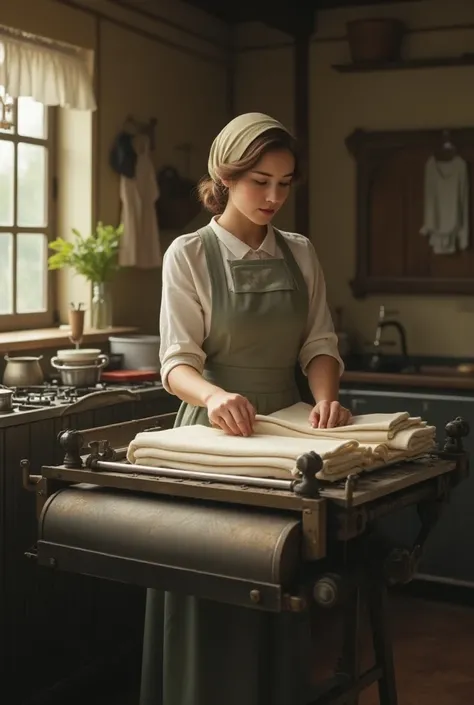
[{"x1": 309, "y1": 400, "x2": 352, "y2": 429}]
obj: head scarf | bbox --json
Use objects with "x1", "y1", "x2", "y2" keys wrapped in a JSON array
[{"x1": 208, "y1": 112, "x2": 291, "y2": 182}]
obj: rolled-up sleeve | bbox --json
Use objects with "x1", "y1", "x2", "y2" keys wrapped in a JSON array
[
  {"x1": 298, "y1": 239, "x2": 344, "y2": 376},
  {"x1": 159, "y1": 241, "x2": 206, "y2": 393}
]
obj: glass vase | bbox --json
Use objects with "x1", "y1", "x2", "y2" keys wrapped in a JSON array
[{"x1": 91, "y1": 281, "x2": 112, "y2": 329}]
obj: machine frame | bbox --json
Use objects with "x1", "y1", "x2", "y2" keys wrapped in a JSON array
[{"x1": 21, "y1": 412, "x2": 470, "y2": 705}]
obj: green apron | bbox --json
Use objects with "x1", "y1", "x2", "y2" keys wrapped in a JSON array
[{"x1": 140, "y1": 225, "x2": 314, "y2": 705}]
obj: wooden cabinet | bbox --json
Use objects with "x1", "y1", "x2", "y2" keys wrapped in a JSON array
[
  {"x1": 414, "y1": 394, "x2": 474, "y2": 585},
  {"x1": 347, "y1": 127, "x2": 474, "y2": 297},
  {"x1": 1, "y1": 390, "x2": 180, "y2": 705},
  {"x1": 341, "y1": 385, "x2": 474, "y2": 587}
]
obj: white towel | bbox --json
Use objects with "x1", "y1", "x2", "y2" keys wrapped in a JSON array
[
  {"x1": 264, "y1": 403, "x2": 436, "y2": 468},
  {"x1": 267, "y1": 402, "x2": 424, "y2": 442},
  {"x1": 127, "y1": 424, "x2": 368, "y2": 480},
  {"x1": 126, "y1": 402, "x2": 436, "y2": 483}
]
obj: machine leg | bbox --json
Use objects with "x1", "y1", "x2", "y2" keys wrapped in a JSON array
[
  {"x1": 368, "y1": 581, "x2": 398, "y2": 705},
  {"x1": 338, "y1": 587, "x2": 361, "y2": 705}
]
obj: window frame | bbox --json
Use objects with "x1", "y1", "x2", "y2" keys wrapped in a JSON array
[{"x1": 0, "y1": 96, "x2": 57, "y2": 333}]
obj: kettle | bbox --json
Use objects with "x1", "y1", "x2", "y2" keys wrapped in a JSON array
[{"x1": 3, "y1": 355, "x2": 44, "y2": 387}]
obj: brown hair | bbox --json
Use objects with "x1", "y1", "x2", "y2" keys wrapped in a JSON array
[{"x1": 198, "y1": 128, "x2": 300, "y2": 215}]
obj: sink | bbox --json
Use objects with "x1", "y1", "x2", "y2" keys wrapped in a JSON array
[{"x1": 344, "y1": 357, "x2": 413, "y2": 375}]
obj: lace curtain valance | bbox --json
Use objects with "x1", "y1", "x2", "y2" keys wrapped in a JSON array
[{"x1": 0, "y1": 27, "x2": 96, "y2": 111}]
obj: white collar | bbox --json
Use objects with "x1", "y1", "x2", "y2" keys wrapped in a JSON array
[{"x1": 209, "y1": 217, "x2": 277, "y2": 259}]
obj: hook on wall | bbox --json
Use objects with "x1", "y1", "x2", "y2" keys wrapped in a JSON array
[
  {"x1": 434, "y1": 128, "x2": 457, "y2": 162},
  {"x1": 122, "y1": 114, "x2": 157, "y2": 150}
]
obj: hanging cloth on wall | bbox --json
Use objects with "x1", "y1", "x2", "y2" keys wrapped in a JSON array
[
  {"x1": 119, "y1": 134, "x2": 162, "y2": 269},
  {"x1": 109, "y1": 132, "x2": 137, "y2": 179},
  {"x1": 0, "y1": 25, "x2": 96, "y2": 110},
  {"x1": 420, "y1": 153, "x2": 469, "y2": 254}
]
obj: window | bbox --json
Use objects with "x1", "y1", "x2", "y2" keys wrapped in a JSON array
[{"x1": 0, "y1": 86, "x2": 56, "y2": 331}]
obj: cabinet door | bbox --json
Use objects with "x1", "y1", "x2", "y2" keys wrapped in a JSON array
[
  {"x1": 341, "y1": 389, "x2": 474, "y2": 586},
  {"x1": 340, "y1": 389, "x2": 424, "y2": 418},
  {"x1": 414, "y1": 395, "x2": 474, "y2": 586}
]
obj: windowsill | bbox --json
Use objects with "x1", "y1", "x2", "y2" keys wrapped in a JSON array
[{"x1": 0, "y1": 325, "x2": 139, "y2": 353}]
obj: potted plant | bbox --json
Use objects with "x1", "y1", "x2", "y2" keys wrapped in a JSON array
[{"x1": 48, "y1": 222, "x2": 124, "y2": 329}]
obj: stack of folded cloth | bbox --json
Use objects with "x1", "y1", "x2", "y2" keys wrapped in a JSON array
[{"x1": 126, "y1": 402, "x2": 437, "y2": 483}]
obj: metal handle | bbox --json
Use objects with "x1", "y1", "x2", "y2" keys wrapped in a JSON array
[
  {"x1": 51, "y1": 354, "x2": 109, "y2": 371},
  {"x1": 25, "y1": 544, "x2": 39, "y2": 560},
  {"x1": 59, "y1": 389, "x2": 139, "y2": 416}
]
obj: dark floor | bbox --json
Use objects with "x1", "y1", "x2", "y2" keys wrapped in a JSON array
[
  {"x1": 83, "y1": 593, "x2": 474, "y2": 705},
  {"x1": 361, "y1": 594, "x2": 474, "y2": 704}
]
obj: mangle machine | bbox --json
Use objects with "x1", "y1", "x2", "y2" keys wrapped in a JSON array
[{"x1": 22, "y1": 410, "x2": 470, "y2": 704}]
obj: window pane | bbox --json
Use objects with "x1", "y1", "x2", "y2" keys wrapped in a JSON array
[
  {"x1": 17, "y1": 143, "x2": 47, "y2": 227},
  {"x1": 0, "y1": 233, "x2": 13, "y2": 314},
  {"x1": 16, "y1": 233, "x2": 47, "y2": 313},
  {"x1": 0, "y1": 141, "x2": 14, "y2": 226},
  {"x1": 17, "y1": 96, "x2": 46, "y2": 139}
]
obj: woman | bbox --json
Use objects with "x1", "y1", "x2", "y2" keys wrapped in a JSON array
[{"x1": 140, "y1": 112, "x2": 351, "y2": 705}]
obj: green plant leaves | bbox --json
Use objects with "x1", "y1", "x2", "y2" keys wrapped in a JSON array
[{"x1": 48, "y1": 222, "x2": 124, "y2": 283}]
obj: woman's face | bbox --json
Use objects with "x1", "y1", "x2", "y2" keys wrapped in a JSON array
[{"x1": 224, "y1": 149, "x2": 295, "y2": 226}]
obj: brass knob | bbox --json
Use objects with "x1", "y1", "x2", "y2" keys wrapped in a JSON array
[{"x1": 249, "y1": 589, "x2": 261, "y2": 604}]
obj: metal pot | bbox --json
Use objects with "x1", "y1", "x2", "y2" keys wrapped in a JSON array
[
  {"x1": 51, "y1": 354, "x2": 109, "y2": 387},
  {"x1": 3, "y1": 355, "x2": 44, "y2": 387},
  {"x1": 0, "y1": 387, "x2": 13, "y2": 412}
]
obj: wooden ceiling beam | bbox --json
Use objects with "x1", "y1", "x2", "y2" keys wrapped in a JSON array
[
  {"x1": 238, "y1": 2, "x2": 317, "y2": 37},
  {"x1": 177, "y1": 0, "x2": 318, "y2": 36}
]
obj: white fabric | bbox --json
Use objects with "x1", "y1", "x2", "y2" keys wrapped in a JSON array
[
  {"x1": 208, "y1": 112, "x2": 289, "y2": 182},
  {"x1": 127, "y1": 424, "x2": 366, "y2": 481},
  {"x1": 159, "y1": 218, "x2": 344, "y2": 392},
  {"x1": 119, "y1": 134, "x2": 162, "y2": 269},
  {"x1": 267, "y1": 403, "x2": 427, "y2": 441},
  {"x1": 420, "y1": 155, "x2": 469, "y2": 254},
  {"x1": 126, "y1": 402, "x2": 436, "y2": 483},
  {"x1": 0, "y1": 35, "x2": 96, "y2": 110}
]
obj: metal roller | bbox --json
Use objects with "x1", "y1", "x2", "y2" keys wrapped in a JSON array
[{"x1": 35, "y1": 486, "x2": 302, "y2": 611}]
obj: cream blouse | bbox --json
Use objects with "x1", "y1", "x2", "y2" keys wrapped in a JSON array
[{"x1": 159, "y1": 217, "x2": 343, "y2": 393}]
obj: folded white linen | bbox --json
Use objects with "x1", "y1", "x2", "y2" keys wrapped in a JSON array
[
  {"x1": 126, "y1": 402, "x2": 437, "y2": 484},
  {"x1": 264, "y1": 402, "x2": 434, "y2": 449},
  {"x1": 127, "y1": 424, "x2": 368, "y2": 480},
  {"x1": 268, "y1": 402, "x2": 414, "y2": 436}
]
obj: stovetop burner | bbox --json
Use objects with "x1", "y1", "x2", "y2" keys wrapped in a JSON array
[
  {"x1": 14, "y1": 383, "x2": 103, "y2": 406},
  {"x1": 2, "y1": 380, "x2": 160, "y2": 414}
]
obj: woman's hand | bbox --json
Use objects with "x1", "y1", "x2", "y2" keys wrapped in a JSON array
[
  {"x1": 309, "y1": 401, "x2": 352, "y2": 429},
  {"x1": 206, "y1": 391, "x2": 256, "y2": 436}
]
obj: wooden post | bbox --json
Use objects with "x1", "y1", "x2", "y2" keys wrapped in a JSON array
[{"x1": 294, "y1": 20, "x2": 313, "y2": 236}]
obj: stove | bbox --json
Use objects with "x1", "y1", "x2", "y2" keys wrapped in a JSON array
[{"x1": 1, "y1": 380, "x2": 162, "y2": 414}]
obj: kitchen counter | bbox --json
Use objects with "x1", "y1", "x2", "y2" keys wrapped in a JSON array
[
  {"x1": 0, "y1": 325, "x2": 139, "y2": 353},
  {"x1": 342, "y1": 370, "x2": 474, "y2": 392}
]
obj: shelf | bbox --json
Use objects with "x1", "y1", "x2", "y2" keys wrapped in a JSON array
[
  {"x1": 333, "y1": 53, "x2": 474, "y2": 73},
  {"x1": 0, "y1": 325, "x2": 139, "y2": 353}
]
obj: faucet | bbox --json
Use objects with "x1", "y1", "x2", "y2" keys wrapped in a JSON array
[{"x1": 369, "y1": 306, "x2": 409, "y2": 372}]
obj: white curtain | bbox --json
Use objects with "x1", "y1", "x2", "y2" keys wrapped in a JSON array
[{"x1": 0, "y1": 33, "x2": 96, "y2": 111}]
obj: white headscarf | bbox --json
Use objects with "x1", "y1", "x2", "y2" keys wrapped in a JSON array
[{"x1": 208, "y1": 112, "x2": 291, "y2": 182}]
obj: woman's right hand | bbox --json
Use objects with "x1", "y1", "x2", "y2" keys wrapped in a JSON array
[{"x1": 206, "y1": 391, "x2": 256, "y2": 436}]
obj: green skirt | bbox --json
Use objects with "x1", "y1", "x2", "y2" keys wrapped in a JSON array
[{"x1": 139, "y1": 385, "x2": 314, "y2": 705}]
